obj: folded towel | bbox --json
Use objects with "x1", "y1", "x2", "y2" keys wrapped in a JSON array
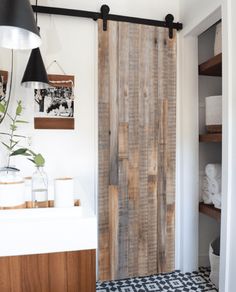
[
  {"x1": 212, "y1": 193, "x2": 221, "y2": 209},
  {"x1": 200, "y1": 176, "x2": 208, "y2": 202},
  {"x1": 201, "y1": 175, "x2": 221, "y2": 204},
  {"x1": 208, "y1": 178, "x2": 221, "y2": 195},
  {"x1": 205, "y1": 164, "x2": 221, "y2": 179},
  {"x1": 202, "y1": 176, "x2": 211, "y2": 192},
  {"x1": 202, "y1": 176, "x2": 221, "y2": 193},
  {"x1": 202, "y1": 190, "x2": 213, "y2": 204}
]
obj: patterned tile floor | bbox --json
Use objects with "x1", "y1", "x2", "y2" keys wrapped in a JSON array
[{"x1": 96, "y1": 267, "x2": 218, "y2": 292}]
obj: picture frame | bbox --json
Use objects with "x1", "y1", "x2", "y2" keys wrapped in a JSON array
[{"x1": 34, "y1": 74, "x2": 75, "y2": 130}]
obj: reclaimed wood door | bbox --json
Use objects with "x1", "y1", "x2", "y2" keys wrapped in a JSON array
[{"x1": 98, "y1": 20, "x2": 176, "y2": 281}]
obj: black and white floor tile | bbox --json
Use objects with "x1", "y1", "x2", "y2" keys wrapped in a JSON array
[{"x1": 96, "y1": 267, "x2": 217, "y2": 292}]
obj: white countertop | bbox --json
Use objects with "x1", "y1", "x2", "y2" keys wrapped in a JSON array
[{"x1": 0, "y1": 207, "x2": 97, "y2": 257}]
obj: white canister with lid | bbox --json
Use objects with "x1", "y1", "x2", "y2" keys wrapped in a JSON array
[
  {"x1": 0, "y1": 168, "x2": 25, "y2": 208},
  {"x1": 54, "y1": 177, "x2": 74, "y2": 208}
]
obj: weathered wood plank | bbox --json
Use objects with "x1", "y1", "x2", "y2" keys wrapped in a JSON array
[
  {"x1": 159, "y1": 98, "x2": 169, "y2": 272},
  {"x1": 165, "y1": 30, "x2": 176, "y2": 272},
  {"x1": 117, "y1": 23, "x2": 130, "y2": 279},
  {"x1": 147, "y1": 27, "x2": 159, "y2": 275},
  {"x1": 137, "y1": 25, "x2": 150, "y2": 276},
  {"x1": 147, "y1": 175, "x2": 158, "y2": 273},
  {"x1": 118, "y1": 157, "x2": 129, "y2": 278},
  {"x1": 109, "y1": 185, "x2": 119, "y2": 279},
  {"x1": 118, "y1": 22, "x2": 130, "y2": 123},
  {"x1": 98, "y1": 19, "x2": 111, "y2": 281},
  {"x1": 118, "y1": 122, "x2": 129, "y2": 160},
  {"x1": 127, "y1": 23, "x2": 140, "y2": 278},
  {"x1": 109, "y1": 21, "x2": 119, "y2": 186}
]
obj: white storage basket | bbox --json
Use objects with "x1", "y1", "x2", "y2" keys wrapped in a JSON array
[{"x1": 209, "y1": 237, "x2": 220, "y2": 289}]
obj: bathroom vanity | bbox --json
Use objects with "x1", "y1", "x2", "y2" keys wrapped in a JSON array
[{"x1": 0, "y1": 207, "x2": 97, "y2": 292}]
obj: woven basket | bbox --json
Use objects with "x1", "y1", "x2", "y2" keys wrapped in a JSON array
[{"x1": 209, "y1": 237, "x2": 220, "y2": 289}]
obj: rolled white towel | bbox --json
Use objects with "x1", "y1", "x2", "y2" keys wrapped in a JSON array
[
  {"x1": 208, "y1": 177, "x2": 221, "y2": 195},
  {"x1": 202, "y1": 190, "x2": 213, "y2": 204},
  {"x1": 212, "y1": 193, "x2": 221, "y2": 209},
  {"x1": 202, "y1": 176, "x2": 211, "y2": 192},
  {"x1": 205, "y1": 164, "x2": 221, "y2": 179},
  {"x1": 200, "y1": 176, "x2": 209, "y2": 202}
]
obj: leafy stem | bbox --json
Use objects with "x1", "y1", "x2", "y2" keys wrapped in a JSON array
[
  {"x1": 0, "y1": 100, "x2": 45, "y2": 169},
  {"x1": 5, "y1": 100, "x2": 23, "y2": 168}
]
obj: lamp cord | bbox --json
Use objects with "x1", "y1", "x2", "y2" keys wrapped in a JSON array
[
  {"x1": 46, "y1": 60, "x2": 67, "y2": 75},
  {"x1": 35, "y1": 0, "x2": 38, "y2": 25}
]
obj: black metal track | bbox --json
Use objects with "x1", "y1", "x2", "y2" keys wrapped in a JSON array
[
  {"x1": 32, "y1": 5, "x2": 100, "y2": 21},
  {"x1": 32, "y1": 5, "x2": 183, "y2": 34}
]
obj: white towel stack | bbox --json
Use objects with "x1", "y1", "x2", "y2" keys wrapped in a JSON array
[
  {"x1": 201, "y1": 164, "x2": 222, "y2": 209},
  {"x1": 205, "y1": 96, "x2": 222, "y2": 126}
]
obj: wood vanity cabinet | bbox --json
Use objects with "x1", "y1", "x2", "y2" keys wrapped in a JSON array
[{"x1": 0, "y1": 249, "x2": 96, "y2": 292}]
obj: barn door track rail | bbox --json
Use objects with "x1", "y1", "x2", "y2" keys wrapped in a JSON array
[{"x1": 32, "y1": 4, "x2": 183, "y2": 38}]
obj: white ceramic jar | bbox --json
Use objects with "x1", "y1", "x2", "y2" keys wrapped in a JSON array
[{"x1": 0, "y1": 168, "x2": 25, "y2": 208}]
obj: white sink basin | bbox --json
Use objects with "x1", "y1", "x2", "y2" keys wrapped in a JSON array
[{"x1": 0, "y1": 207, "x2": 97, "y2": 257}]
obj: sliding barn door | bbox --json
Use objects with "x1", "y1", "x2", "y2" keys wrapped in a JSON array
[{"x1": 98, "y1": 20, "x2": 176, "y2": 281}]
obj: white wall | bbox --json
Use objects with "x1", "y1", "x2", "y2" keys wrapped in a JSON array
[
  {"x1": 0, "y1": 0, "x2": 180, "y2": 213},
  {"x1": 220, "y1": 0, "x2": 236, "y2": 291},
  {"x1": 180, "y1": 0, "x2": 221, "y2": 30},
  {"x1": 34, "y1": 0, "x2": 179, "y2": 20}
]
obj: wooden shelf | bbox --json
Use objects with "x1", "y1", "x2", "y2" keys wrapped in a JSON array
[
  {"x1": 199, "y1": 133, "x2": 222, "y2": 142},
  {"x1": 199, "y1": 203, "x2": 221, "y2": 221},
  {"x1": 199, "y1": 53, "x2": 222, "y2": 76}
]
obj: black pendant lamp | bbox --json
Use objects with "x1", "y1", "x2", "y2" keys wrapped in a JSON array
[
  {"x1": 21, "y1": 0, "x2": 49, "y2": 90},
  {"x1": 21, "y1": 48, "x2": 49, "y2": 89},
  {"x1": 0, "y1": 0, "x2": 41, "y2": 50}
]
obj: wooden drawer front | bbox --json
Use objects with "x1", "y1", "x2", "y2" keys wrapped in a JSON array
[{"x1": 0, "y1": 250, "x2": 96, "y2": 292}]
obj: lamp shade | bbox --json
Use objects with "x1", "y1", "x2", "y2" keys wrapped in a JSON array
[
  {"x1": 21, "y1": 48, "x2": 50, "y2": 89},
  {"x1": 0, "y1": 0, "x2": 41, "y2": 50}
]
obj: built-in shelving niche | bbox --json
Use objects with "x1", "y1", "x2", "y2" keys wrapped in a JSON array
[{"x1": 199, "y1": 49, "x2": 222, "y2": 221}]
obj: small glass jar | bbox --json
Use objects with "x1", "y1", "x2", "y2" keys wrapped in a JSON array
[{"x1": 31, "y1": 166, "x2": 48, "y2": 208}]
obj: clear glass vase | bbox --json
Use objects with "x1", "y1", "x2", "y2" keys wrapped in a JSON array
[{"x1": 31, "y1": 166, "x2": 48, "y2": 208}]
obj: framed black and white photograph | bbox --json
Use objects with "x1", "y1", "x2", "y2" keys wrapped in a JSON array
[{"x1": 34, "y1": 74, "x2": 75, "y2": 130}]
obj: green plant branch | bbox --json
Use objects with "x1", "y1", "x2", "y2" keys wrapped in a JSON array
[
  {"x1": 1, "y1": 100, "x2": 45, "y2": 169},
  {"x1": 6, "y1": 108, "x2": 18, "y2": 168}
]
